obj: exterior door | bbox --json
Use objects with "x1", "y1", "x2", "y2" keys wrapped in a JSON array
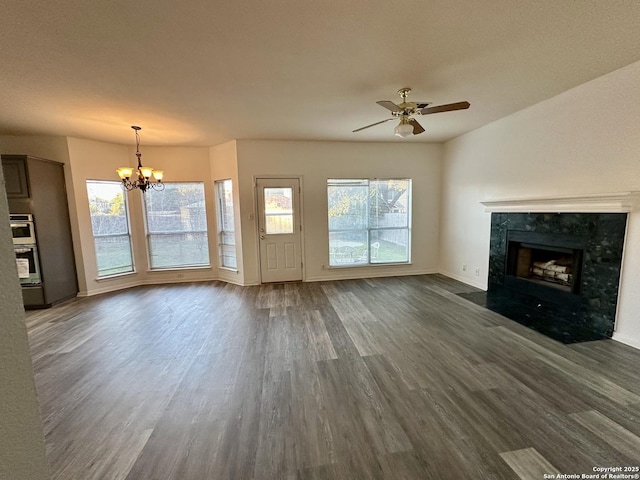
[{"x1": 257, "y1": 178, "x2": 303, "y2": 283}]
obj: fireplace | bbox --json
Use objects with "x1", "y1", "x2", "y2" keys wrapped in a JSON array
[{"x1": 485, "y1": 213, "x2": 627, "y2": 343}]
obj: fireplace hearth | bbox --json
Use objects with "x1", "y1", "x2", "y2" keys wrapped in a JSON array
[{"x1": 485, "y1": 212, "x2": 627, "y2": 343}]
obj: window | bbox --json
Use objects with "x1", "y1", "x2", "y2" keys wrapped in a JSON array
[
  {"x1": 328, "y1": 179, "x2": 411, "y2": 266},
  {"x1": 263, "y1": 187, "x2": 294, "y2": 234},
  {"x1": 144, "y1": 182, "x2": 210, "y2": 269},
  {"x1": 86, "y1": 180, "x2": 134, "y2": 276},
  {"x1": 215, "y1": 179, "x2": 237, "y2": 269}
]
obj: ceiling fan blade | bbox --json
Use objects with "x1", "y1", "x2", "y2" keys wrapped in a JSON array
[
  {"x1": 409, "y1": 118, "x2": 425, "y2": 135},
  {"x1": 376, "y1": 100, "x2": 402, "y2": 112},
  {"x1": 420, "y1": 101, "x2": 470, "y2": 115},
  {"x1": 352, "y1": 118, "x2": 395, "y2": 133},
  {"x1": 415, "y1": 102, "x2": 431, "y2": 109}
]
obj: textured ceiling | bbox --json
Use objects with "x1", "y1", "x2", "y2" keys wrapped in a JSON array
[{"x1": 1, "y1": 1, "x2": 640, "y2": 146}]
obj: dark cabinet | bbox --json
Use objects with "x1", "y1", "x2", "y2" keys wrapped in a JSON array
[
  {"x1": 1, "y1": 154, "x2": 78, "y2": 308},
  {"x1": 2, "y1": 156, "x2": 30, "y2": 198}
]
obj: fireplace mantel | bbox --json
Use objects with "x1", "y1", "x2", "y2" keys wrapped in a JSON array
[{"x1": 480, "y1": 192, "x2": 640, "y2": 213}]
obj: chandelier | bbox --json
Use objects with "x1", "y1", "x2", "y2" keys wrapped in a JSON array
[{"x1": 116, "y1": 126, "x2": 165, "y2": 192}]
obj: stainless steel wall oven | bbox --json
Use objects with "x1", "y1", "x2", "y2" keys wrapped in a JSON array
[
  {"x1": 14, "y1": 244, "x2": 42, "y2": 285},
  {"x1": 10, "y1": 213, "x2": 37, "y2": 245}
]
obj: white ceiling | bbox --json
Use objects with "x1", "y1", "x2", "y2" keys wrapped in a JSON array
[{"x1": 1, "y1": 1, "x2": 640, "y2": 147}]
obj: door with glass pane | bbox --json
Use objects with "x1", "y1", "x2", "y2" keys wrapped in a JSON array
[{"x1": 256, "y1": 178, "x2": 302, "y2": 283}]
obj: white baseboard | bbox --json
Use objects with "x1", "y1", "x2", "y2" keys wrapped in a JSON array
[
  {"x1": 438, "y1": 270, "x2": 487, "y2": 290},
  {"x1": 80, "y1": 268, "x2": 479, "y2": 295},
  {"x1": 612, "y1": 332, "x2": 640, "y2": 351},
  {"x1": 78, "y1": 280, "x2": 142, "y2": 297},
  {"x1": 142, "y1": 277, "x2": 217, "y2": 287},
  {"x1": 304, "y1": 268, "x2": 437, "y2": 283},
  {"x1": 82, "y1": 276, "x2": 218, "y2": 296},
  {"x1": 218, "y1": 277, "x2": 247, "y2": 286}
]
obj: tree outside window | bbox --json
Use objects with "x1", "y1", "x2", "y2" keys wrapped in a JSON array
[
  {"x1": 328, "y1": 179, "x2": 411, "y2": 266},
  {"x1": 144, "y1": 182, "x2": 210, "y2": 269},
  {"x1": 86, "y1": 180, "x2": 134, "y2": 276}
]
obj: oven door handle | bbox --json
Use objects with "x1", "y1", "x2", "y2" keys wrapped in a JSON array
[{"x1": 11, "y1": 223, "x2": 29, "y2": 228}]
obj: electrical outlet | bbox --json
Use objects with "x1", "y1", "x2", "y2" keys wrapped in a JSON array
[
  {"x1": 462, "y1": 264, "x2": 467, "y2": 272},
  {"x1": 474, "y1": 267, "x2": 480, "y2": 276}
]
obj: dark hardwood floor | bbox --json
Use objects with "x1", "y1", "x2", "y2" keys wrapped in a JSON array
[{"x1": 26, "y1": 275, "x2": 640, "y2": 479}]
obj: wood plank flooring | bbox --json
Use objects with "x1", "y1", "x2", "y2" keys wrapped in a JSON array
[{"x1": 25, "y1": 275, "x2": 640, "y2": 479}]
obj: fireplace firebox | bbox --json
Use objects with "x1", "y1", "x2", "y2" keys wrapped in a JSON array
[{"x1": 505, "y1": 231, "x2": 585, "y2": 296}]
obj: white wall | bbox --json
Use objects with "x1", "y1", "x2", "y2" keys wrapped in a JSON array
[
  {"x1": 441, "y1": 60, "x2": 640, "y2": 349},
  {"x1": 236, "y1": 140, "x2": 443, "y2": 285},
  {"x1": 0, "y1": 169, "x2": 50, "y2": 480}
]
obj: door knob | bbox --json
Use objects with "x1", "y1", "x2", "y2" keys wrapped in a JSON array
[{"x1": 260, "y1": 235, "x2": 265, "y2": 240}]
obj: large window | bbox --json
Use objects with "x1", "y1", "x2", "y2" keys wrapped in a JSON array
[
  {"x1": 215, "y1": 179, "x2": 237, "y2": 269},
  {"x1": 328, "y1": 179, "x2": 411, "y2": 266},
  {"x1": 86, "y1": 180, "x2": 134, "y2": 277},
  {"x1": 144, "y1": 182, "x2": 210, "y2": 269}
]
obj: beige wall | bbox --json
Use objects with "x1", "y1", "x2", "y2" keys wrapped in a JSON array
[
  {"x1": 66, "y1": 138, "x2": 218, "y2": 295},
  {"x1": 3, "y1": 136, "x2": 443, "y2": 293},
  {"x1": 210, "y1": 140, "x2": 245, "y2": 285},
  {"x1": 0, "y1": 135, "x2": 70, "y2": 163},
  {"x1": 0, "y1": 169, "x2": 50, "y2": 480},
  {"x1": 125, "y1": 145, "x2": 219, "y2": 287},
  {"x1": 66, "y1": 137, "x2": 131, "y2": 294},
  {"x1": 440, "y1": 60, "x2": 640, "y2": 349},
  {"x1": 236, "y1": 140, "x2": 443, "y2": 285}
]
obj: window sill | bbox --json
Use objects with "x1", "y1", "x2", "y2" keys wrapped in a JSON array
[
  {"x1": 95, "y1": 270, "x2": 137, "y2": 282},
  {"x1": 328, "y1": 262, "x2": 412, "y2": 269},
  {"x1": 218, "y1": 266, "x2": 239, "y2": 273},
  {"x1": 147, "y1": 265, "x2": 212, "y2": 274}
]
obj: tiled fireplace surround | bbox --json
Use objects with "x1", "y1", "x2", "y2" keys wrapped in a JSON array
[{"x1": 478, "y1": 193, "x2": 635, "y2": 344}]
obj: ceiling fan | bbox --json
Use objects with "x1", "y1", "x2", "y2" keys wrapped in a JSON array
[{"x1": 353, "y1": 88, "x2": 470, "y2": 138}]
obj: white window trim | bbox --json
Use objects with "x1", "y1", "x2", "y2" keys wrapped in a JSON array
[
  {"x1": 86, "y1": 180, "x2": 135, "y2": 278},
  {"x1": 215, "y1": 179, "x2": 237, "y2": 270},
  {"x1": 327, "y1": 178, "x2": 412, "y2": 267}
]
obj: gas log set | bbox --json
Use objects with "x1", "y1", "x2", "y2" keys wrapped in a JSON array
[{"x1": 530, "y1": 258, "x2": 572, "y2": 286}]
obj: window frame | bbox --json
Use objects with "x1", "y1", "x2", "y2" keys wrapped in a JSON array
[
  {"x1": 215, "y1": 179, "x2": 237, "y2": 270},
  {"x1": 86, "y1": 180, "x2": 135, "y2": 278},
  {"x1": 327, "y1": 178, "x2": 412, "y2": 267},
  {"x1": 143, "y1": 181, "x2": 211, "y2": 270}
]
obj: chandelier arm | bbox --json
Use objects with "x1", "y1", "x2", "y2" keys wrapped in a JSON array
[{"x1": 121, "y1": 179, "x2": 136, "y2": 191}]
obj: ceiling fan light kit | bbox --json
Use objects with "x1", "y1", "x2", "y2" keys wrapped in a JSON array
[
  {"x1": 394, "y1": 118, "x2": 414, "y2": 138},
  {"x1": 353, "y1": 87, "x2": 470, "y2": 138}
]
